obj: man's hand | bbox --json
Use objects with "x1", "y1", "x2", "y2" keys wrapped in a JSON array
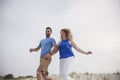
[
  {"x1": 87, "y1": 51, "x2": 92, "y2": 55},
  {"x1": 44, "y1": 53, "x2": 51, "y2": 60},
  {"x1": 29, "y1": 48, "x2": 34, "y2": 52}
]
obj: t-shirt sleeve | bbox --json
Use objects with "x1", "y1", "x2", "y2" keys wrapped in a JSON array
[
  {"x1": 39, "y1": 40, "x2": 42, "y2": 47},
  {"x1": 51, "y1": 38, "x2": 56, "y2": 45}
]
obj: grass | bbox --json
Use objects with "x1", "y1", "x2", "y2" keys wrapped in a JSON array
[{"x1": 1, "y1": 72, "x2": 120, "y2": 80}]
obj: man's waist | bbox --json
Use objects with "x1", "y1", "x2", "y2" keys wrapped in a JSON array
[{"x1": 40, "y1": 53, "x2": 49, "y2": 58}]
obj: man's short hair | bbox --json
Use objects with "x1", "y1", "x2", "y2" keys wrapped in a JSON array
[{"x1": 46, "y1": 27, "x2": 52, "y2": 32}]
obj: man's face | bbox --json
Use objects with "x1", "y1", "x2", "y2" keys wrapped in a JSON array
[{"x1": 46, "y1": 29, "x2": 52, "y2": 37}]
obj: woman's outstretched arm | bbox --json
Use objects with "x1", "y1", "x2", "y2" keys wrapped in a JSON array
[{"x1": 70, "y1": 41, "x2": 92, "y2": 55}]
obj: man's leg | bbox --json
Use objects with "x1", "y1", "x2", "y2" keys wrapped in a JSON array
[
  {"x1": 42, "y1": 58, "x2": 52, "y2": 80},
  {"x1": 37, "y1": 70, "x2": 44, "y2": 80},
  {"x1": 43, "y1": 74, "x2": 52, "y2": 80},
  {"x1": 37, "y1": 58, "x2": 45, "y2": 80}
]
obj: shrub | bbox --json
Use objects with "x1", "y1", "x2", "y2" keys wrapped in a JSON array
[{"x1": 3, "y1": 74, "x2": 14, "y2": 79}]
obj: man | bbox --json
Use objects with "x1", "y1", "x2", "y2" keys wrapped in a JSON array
[{"x1": 29, "y1": 27, "x2": 57, "y2": 80}]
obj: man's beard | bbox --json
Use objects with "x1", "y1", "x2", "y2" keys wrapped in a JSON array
[{"x1": 46, "y1": 34, "x2": 50, "y2": 37}]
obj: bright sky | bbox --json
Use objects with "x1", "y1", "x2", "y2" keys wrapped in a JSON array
[{"x1": 0, "y1": 0, "x2": 120, "y2": 77}]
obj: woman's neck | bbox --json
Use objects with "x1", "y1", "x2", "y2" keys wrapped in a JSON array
[{"x1": 62, "y1": 38, "x2": 67, "y2": 40}]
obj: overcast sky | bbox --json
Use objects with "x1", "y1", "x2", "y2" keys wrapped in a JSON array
[{"x1": 0, "y1": 0, "x2": 120, "y2": 77}]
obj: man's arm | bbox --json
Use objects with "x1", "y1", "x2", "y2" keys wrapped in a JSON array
[
  {"x1": 29, "y1": 46, "x2": 40, "y2": 52},
  {"x1": 44, "y1": 44, "x2": 58, "y2": 59}
]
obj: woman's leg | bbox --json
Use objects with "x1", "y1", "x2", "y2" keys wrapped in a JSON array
[
  {"x1": 60, "y1": 58, "x2": 68, "y2": 80},
  {"x1": 60, "y1": 57, "x2": 74, "y2": 80}
]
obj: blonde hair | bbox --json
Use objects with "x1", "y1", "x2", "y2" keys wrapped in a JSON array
[{"x1": 61, "y1": 28, "x2": 73, "y2": 41}]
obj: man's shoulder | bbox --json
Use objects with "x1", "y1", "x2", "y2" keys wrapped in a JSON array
[
  {"x1": 41, "y1": 38, "x2": 55, "y2": 41},
  {"x1": 40, "y1": 39, "x2": 44, "y2": 41},
  {"x1": 41, "y1": 37, "x2": 55, "y2": 42},
  {"x1": 50, "y1": 37, "x2": 55, "y2": 40}
]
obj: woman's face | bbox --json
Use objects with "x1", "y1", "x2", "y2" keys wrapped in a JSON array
[{"x1": 60, "y1": 31, "x2": 66, "y2": 39}]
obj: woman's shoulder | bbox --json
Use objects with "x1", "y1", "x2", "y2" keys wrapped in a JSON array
[
  {"x1": 58, "y1": 40, "x2": 62, "y2": 45},
  {"x1": 68, "y1": 40, "x2": 75, "y2": 45}
]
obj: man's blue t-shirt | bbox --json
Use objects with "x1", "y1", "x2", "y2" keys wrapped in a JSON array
[{"x1": 39, "y1": 37, "x2": 56, "y2": 58}]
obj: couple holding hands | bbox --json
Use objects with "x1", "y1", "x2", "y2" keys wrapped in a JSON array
[{"x1": 29, "y1": 27, "x2": 92, "y2": 80}]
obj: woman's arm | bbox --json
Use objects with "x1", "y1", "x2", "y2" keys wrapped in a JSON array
[
  {"x1": 70, "y1": 41, "x2": 92, "y2": 55},
  {"x1": 49, "y1": 44, "x2": 58, "y2": 55},
  {"x1": 44, "y1": 44, "x2": 58, "y2": 59}
]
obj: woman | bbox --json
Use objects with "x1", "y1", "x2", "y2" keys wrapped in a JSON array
[
  {"x1": 45, "y1": 28, "x2": 92, "y2": 80},
  {"x1": 58, "y1": 28, "x2": 92, "y2": 80}
]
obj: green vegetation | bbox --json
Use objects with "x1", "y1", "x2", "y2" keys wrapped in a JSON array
[
  {"x1": 1, "y1": 72, "x2": 120, "y2": 80},
  {"x1": 3, "y1": 74, "x2": 14, "y2": 79}
]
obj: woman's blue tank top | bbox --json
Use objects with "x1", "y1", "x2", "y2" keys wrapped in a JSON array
[{"x1": 58, "y1": 39, "x2": 74, "y2": 59}]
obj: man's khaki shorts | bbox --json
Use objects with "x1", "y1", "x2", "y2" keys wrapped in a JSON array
[{"x1": 37, "y1": 57, "x2": 52, "y2": 75}]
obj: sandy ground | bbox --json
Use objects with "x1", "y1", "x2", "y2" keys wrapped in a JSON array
[
  {"x1": 1, "y1": 73, "x2": 120, "y2": 80},
  {"x1": 107, "y1": 74, "x2": 120, "y2": 80}
]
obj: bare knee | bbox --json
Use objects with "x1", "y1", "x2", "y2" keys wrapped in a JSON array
[
  {"x1": 37, "y1": 70, "x2": 42, "y2": 75},
  {"x1": 43, "y1": 75, "x2": 52, "y2": 80}
]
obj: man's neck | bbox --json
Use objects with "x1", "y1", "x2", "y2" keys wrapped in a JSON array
[{"x1": 46, "y1": 36, "x2": 50, "y2": 38}]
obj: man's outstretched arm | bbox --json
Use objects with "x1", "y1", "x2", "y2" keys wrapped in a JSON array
[{"x1": 29, "y1": 46, "x2": 40, "y2": 52}]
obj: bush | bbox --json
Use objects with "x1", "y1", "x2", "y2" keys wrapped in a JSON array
[
  {"x1": 84, "y1": 72, "x2": 89, "y2": 75},
  {"x1": 0, "y1": 76, "x2": 3, "y2": 79},
  {"x1": 26, "y1": 75, "x2": 34, "y2": 78},
  {"x1": 69, "y1": 72, "x2": 77, "y2": 78},
  {"x1": 3, "y1": 74, "x2": 14, "y2": 79}
]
